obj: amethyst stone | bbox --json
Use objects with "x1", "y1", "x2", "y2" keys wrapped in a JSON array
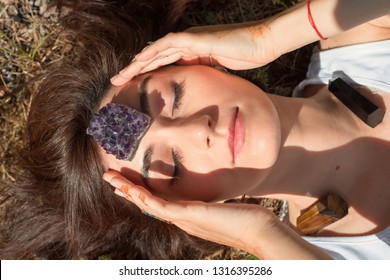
[{"x1": 87, "y1": 103, "x2": 151, "y2": 161}]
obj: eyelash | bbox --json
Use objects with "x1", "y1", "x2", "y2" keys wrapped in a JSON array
[
  {"x1": 171, "y1": 149, "x2": 183, "y2": 185},
  {"x1": 171, "y1": 81, "x2": 185, "y2": 115}
]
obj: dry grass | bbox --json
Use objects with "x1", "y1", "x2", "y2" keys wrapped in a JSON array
[
  {"x1": 1, "y1": 0, "x2": 310, "y2": 259},
  {"x1": 1, "y1": 0, "x2": 73, "y2": 181}
]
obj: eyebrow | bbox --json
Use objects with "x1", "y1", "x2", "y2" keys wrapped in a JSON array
[
  {"x1": 141, "y1": 145, "x2": 153, "y2": 188},
  {"x1": 140, "y1": 75, "x2": 153, "y2": 116}
]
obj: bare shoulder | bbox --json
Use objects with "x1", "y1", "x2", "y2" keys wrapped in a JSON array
[
  {"x1": 320, "y1": 14, "x2": 390, "y2": 50},
  {"x1": 368, "y1": 14, "x2": 390, "y2": 28}
]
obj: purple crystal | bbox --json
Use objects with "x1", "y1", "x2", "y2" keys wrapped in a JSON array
[{"x1": 87, "y1": 103, "x2": 151, "y2": 161}]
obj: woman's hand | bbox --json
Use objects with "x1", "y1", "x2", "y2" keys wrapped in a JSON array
[
  {"x1": 103, "y1": 170, "x2": 277, "y2": 258},
  {"x1": 103, "y1": 170, "x2": 332, "y2": 259},
  {"x1": 110, "y1": 22, "x2": 280, "y2": 86}
]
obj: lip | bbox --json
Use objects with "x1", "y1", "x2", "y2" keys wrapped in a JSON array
[{"x1": 228, "y1": 107, "x2": 245, "y2": 163}]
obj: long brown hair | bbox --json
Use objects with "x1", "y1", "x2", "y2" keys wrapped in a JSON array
[{"x1": 0, "y1": 0, "x2": 224, "y2": 259}]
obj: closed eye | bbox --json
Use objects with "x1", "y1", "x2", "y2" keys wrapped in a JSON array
[
  {"x1": 171, "y1": 80, "x2": 185, "y2": 116},
  {"x1": 170, "y1": 148, "x2": 183, "y2": 186}
]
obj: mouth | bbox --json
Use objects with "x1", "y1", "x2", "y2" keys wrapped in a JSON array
[{"x1": 228, "y1": 107, "x2": 245, "y2": 163}]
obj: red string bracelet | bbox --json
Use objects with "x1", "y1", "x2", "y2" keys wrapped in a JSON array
[{"x1": 307, "y1": 0, "x2": 328, "y2": 40}]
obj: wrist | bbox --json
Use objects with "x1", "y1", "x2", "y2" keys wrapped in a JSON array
[
  {"x1": 241, "y1": 208, "x2": 279, "y2": 259},
  {"x1": 249, "y1": 211, "x2": 332, "y2": 260},
  {"x1": 267, "y1": 0, "x2": 390, "y2": 57},
  {"x1": 239, "y1": 20, "x2": 283, "y2": 66},
  {"x1": 268, "y1": 1, "x2": 319, "y2": 57}
]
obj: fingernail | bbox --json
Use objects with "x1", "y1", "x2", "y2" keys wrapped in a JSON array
[
  {"x1": 105, "y1": 176, "x2": 122, "y2": 188},
  {"x1": 110, "y1": 74, "x2": 128, "y2": 86},
  {"x1": 102, "y1": 173, "x2": 111, "y2": 183},
  {"x1": 110, "y1": 74, "x2": 119, "y2": 83}
]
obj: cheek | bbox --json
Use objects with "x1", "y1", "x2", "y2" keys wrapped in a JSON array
[
  {"x1": 175, "y1": 167, "x2": 261, "y2": 202},
  {"x1": 258, "y1": 99, "x2": 281, "y2": 168},
  {"x1": 241, "y1": 91, "x2": 281, "y2": 170},
  {"x1": 175, "y1": 173, "x2": 227, "y2": 202},
  {"x1": 263, "y1": 130, "x2": 281, "y2": 167}
]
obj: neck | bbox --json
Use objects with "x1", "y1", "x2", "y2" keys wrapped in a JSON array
[{"x1": 250, "y1": 88, "x2": 386, "y2": 210}]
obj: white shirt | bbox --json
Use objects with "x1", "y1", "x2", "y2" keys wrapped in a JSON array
[
  {"x1": 303, "y1": 226, "x2": 390, "y2": 260},
  {"x1": 293, "y1": 40, "x2": 390, "y2": 96},
  {"x1": 293, "y1": 39, "x2": 390, "y2": 259}
]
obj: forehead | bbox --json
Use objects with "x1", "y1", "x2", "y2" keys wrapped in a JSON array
[{"x1": 102, "y1": 65, "x2": 223, "y2": 105}]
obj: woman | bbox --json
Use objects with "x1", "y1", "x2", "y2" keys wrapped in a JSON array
[
  {"x1": 1, "y1": 0, "x2": 389, "y2": 260},
  {"x1": 105, "y1": 0, "x2": 390, "y2": 259}
]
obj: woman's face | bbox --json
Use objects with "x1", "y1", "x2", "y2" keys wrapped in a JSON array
[{"x1": 101, "y1": 65, "x2": 281, "y2": 201}]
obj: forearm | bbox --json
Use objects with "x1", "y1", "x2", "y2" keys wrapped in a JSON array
[
  {"x1": 267, "y1": 0, "x2": 390, "y2": 57},
  {"x1": 248, "y1": 215, "x2": 332, "y2": 260}
]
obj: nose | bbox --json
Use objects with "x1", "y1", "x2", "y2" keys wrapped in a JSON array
[{"x1": 151, "y1": 115, "x2": 212, "y2": 149}]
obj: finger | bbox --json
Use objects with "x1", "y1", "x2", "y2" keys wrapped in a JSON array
[
  {"x1": 103, "y1": 170, "x2": 134, "y2": 187},
  {"x1": 126, "y1": 185, "x2": 177, "y2": 219},
  {"x1": 113, "y1": 188, "x2": 173, "y2": 226},
  {"x1": 111, "y1": 48, "x2": 185, "y2": 86},
  {"x1": 110, "y1": 60, "x2": 149, "y2": 86},
  {"x1": 103, "y1": 170, "x2": 158, "y2": 209},
  {"x1": 137, "y1": 53, "x2": 186, "y2": 74},
  {"x1": 110, "y1": 73, "x2": 132, "y2": 86},
  {"x1": 138, "y1": 52, "x2": 217, "y2": 75},
  {"x1": 135, "y1": 32, "x2": 190, "y2": 61},
  {"x1": 103, "y1": 171, "x2": 207, "y2": 226},
  {"x1": 126, "y1": 47, "x2": 183, "y2": 74},
  {"x1": 114, "y1": 188, "x2": 134, "y2": 202},
  {"x1": 103, "y1": 171, "x2": 137, "y2": 204},
  {"x1": 103, "y1": 171, "x2": 182, "y2": 221},
  {"x1": 104, "y1": 171, "x2": 156, "y2": 212}
]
